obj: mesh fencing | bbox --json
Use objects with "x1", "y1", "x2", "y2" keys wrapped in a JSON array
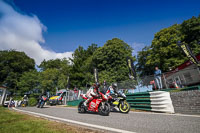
[{"x1": 116, "y1": 66, "x2": 200, "y2": 93}]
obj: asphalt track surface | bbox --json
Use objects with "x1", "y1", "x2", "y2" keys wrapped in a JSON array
[{"x1": 14, "y1": 106, "x2": 200, "y2": 133}]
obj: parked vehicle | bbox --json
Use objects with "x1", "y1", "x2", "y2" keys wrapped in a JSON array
[
  {"x1": 49, "y1": 89, "x2": 66, "y2": 106},
  {"x1": 78, "y1": 92, "x2": 110, "y2": 116},
  {"x1": 108, "y1": 92, "x2": 130, "y2": 113},
  {"x1": 37, "y1": 96, "x2": 47, "y2": 108}
]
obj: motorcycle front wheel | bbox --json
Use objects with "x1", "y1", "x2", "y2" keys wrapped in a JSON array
[
  {"x1": 98, "y1": 102, "x2": 110, "y2": 116},
  {"x1": 119, "y1": 101, "x2": 130, "y2": 113},
  {"x1": 78, "y1": 101, "x2": 86, "y2": 113},
  {"x1": 40, "y1": 101, "x2": 45, "y2": 108}
]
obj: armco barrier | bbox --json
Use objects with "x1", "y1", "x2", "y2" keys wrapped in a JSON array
[{"x1": 126, "y1": 91, "x2": 174, "y2": 113}]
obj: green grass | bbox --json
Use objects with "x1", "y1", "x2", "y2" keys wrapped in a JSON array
[
  {"x1": 0, "y1": 107, "x2": 65, "y2": 133},
  {"x1": 0, "y1": 106, "x2": 99, "y2": 133}
]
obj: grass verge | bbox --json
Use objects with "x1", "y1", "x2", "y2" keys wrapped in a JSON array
[{"x1": 0, "y1": 106, "x2": 102, "y2": 133}]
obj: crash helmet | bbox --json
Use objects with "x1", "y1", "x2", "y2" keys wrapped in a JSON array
[
  {"x1": 93, "y1": 82, "x2": 100, "y2": 91},
  {"x1": 112, "y1": 83, "x2": 118, "y2": 90},
  {"x1": 42, "y1": 91, "x2": 47, "y2": 96}
]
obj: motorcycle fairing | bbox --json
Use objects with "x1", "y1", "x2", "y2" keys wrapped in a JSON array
[{"x1": 88, "y1": 98, "x2": 102, "y2": 112}]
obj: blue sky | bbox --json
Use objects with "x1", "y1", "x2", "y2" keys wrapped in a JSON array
[{"x1": 1, "y1": 0, "x2": 200, "y2": 64}]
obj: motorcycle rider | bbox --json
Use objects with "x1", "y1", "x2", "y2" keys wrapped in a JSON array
[
  {"x1": 106, "y1": 83, "x2": 119, "y2": 97},
  {"x1": 22, "y1": 95, "x2": 29, "y2": 106},
  {"x1": 83, "y1": 83, "x2": 100, "y2": 106},
  {"x1": 38, "y1": 92, "x2": 46, "y2": 102}
]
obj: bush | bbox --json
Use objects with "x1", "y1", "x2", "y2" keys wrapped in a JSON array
[{"x1": 29, "y1": 97, "x2": 37, "y2": 106}]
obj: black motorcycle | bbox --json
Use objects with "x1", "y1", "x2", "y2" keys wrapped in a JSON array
[
  {"x1": 108, "y1": 92, "x2": 130, "y2": 113},
  {"x1": 37, "y1": 96, "x2": 47, "y2": 108}
]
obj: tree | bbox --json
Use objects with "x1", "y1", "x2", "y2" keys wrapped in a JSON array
[
  {"x1": 180, "y1": 15, "x2": 200, "y2": 54},
  {"x1": 0, "y1": 50, "x2": 35, "y2": 92},
  {"x1": 136, "y1": 15, "x2": 200, "y2": 76},
  {"x1": 70, "y1": 44, "x2": 98, "y2": 88},
  {"x1": 93, "y1": 38, "x2": 135, "y2": 83},
  {"x1": 137, "y1": 24, "x2": 186, "y2": 76},
  {"x1": 39, "y1": 58, "x2": 69, "y2": 71},
  {"x1": 39, "y1": 58, "x2": 71, "y2": 90},
  {"x1": 40, "y1": 68, "x2": 59, "y2": 93},
  {"x1": 17, "y1": 70, "x2": 40, "y2": 94},
  {"x1": 136, "y1": 46, "x2": 152, "y2": 77}
]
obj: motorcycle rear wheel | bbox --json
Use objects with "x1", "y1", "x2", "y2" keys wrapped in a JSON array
[
  {"x1": 119, "y1": 101, "x2": 130, "y2": 113},
  {"x1": 78, "y1": 101, "x2": 86, "y2": 113},
  {"x1": 37, "y1": 103, "x2": 40, "y2": 108},
  {"x1": 98, "y1": 102, "x2": 110, "y2": 116}
]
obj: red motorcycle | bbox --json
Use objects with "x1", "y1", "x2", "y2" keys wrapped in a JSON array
[{"x1": 78, "y1": 92, "x2": 110, "y2": 116}]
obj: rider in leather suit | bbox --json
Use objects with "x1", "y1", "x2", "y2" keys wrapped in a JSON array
[{"x1": 83, "y1": 83, "x2": 100, "y2": 106}]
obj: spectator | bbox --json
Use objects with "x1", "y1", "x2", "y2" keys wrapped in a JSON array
[
  {"x1": 102, "y1": 80, "x2": 108, "y2": 94},
  {"x1": 154, "y1": 67, "x2": 162, "y2": 90}
]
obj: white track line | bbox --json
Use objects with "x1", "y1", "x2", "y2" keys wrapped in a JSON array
[{"x1": 13, "y1": 108, "x2": 135, "y2": 133}]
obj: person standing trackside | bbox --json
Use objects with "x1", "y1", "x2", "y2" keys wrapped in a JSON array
[{"x1": 154, "y1": 67, "x2": 162, "y2": 90}]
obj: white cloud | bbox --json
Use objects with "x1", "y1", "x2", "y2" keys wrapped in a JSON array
[{"x1": 0, "y1": 1, "x2": 73, "y2": 65}]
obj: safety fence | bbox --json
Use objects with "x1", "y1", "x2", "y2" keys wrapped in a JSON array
[
  {"x1": 116, "y1": 66, "x2": 200, "y2": 93},
  {"x1": 126, "y1": 91, "x2": 175, "y2": 113}
]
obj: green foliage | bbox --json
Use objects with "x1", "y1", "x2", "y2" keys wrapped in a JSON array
[
  {"x1": 70, "y1": 44, "x2": 98, "y2": 88},
  {"x1": 180, "y1": 16, "x2": 200, "y2": 54},
  {"x1": 13, "y1": 96, "x2": 23, "y2": 101},
  {"x1": 0, "y1": 50, "x2": 35, "y2": 92},
  {"x1": 39, "y1": 58, "x2": 70, "y2": 71},
  {"x1": 40, "y1": 68, "x2": 59, "y2": 92},
  {"x1": 17, "y1": 70, "x2": 40, "y2": 94},
  {"x1": 137, "y1": 16, "x2": 200, "y2": 76},
  {"x1": 93, "y1": 38, "x2": 135, "y2": 83},
  {"x1": 39, "y1": 58, "x2": 71, "y2": 91},
  {"x1": 29, "y1": 97, "x2": 37, "y2": 106}
]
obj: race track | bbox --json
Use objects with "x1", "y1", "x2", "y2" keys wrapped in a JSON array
[{"x1": 13, "y1": 106, "x2": 200, "y2": 133}]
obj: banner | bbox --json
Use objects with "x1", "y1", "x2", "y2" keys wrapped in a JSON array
[
  {"x1": 94, "y1": 68, "x2": 99, "y2": 83},
  {"x1": 177, "y1": 41, "x2": 200, "y2": 68},
  {"x1": 126, "y1": 57, "x2": 137, "y2": 79}
]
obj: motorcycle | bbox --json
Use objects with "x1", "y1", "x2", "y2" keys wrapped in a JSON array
[
  {"x1": 78, "y1": 91, "x2": 110, "y2": 116},
  {"x1": 37, "y1": 96, "x2": 47, "y2": 108},
  {"x1": 21, "y1": 100, "x2": 28, "y2": 107},
  {"x1": 108, "y1": 92, "x2": 130, "y2": 113}
]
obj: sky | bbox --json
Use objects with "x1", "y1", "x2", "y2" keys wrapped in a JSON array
[{"x1": 0, "y1": 0, "x2": 200, "y2": 65}]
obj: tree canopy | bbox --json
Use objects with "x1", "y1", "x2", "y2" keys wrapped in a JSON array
[
  {"x1": 93, "y1": 38, "x2": 135, "y2": 83},
  {"x1": 137, "y1": 15, "x2": 200, "y2": 76},
  {"x1": 0, "y1": 50, "x2": 35, "y2": 92}
]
